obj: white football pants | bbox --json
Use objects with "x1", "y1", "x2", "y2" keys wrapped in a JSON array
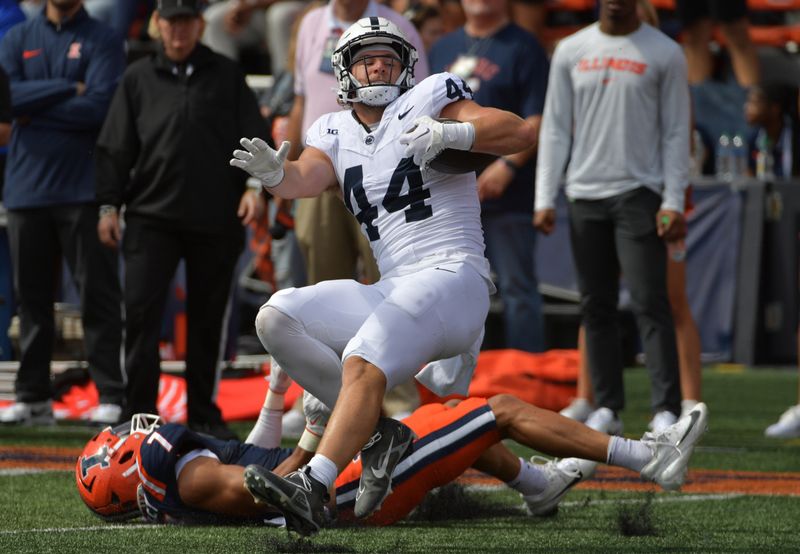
[{"x1": 255, "y1": 261, "x2": 490, "y2": 408}]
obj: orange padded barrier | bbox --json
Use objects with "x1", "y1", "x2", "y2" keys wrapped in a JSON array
[{"x1": 747, "y1": 0, "x2": 800, "y2": 11}]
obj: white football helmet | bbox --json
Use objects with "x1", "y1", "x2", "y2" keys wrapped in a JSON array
[{"x1": 332, "y1": 16, "x2": 418, "y2": 107}]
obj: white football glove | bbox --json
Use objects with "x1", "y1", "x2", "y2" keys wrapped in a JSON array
[
  {"x1": 302, "y1": 391, "x2": 331, "y2": 437},
  {"x1": 398, "y1": 116, "x2": 475, "y2": 170},
  {"x1": 267, "y1": 359, "x2": 292, "y2": 395},
  {"x1": 230, "y1": 137, "x2": 290, "y2": 188}
]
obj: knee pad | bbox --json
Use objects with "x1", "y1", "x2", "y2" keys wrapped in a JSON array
[{"x1": 255, "y1": 305, "x2": 300, "y2": 357}]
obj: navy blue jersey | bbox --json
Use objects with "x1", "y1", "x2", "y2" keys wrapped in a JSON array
[
  {"x1": 136, "y1": 423, "x2": 292, "y2": 523},
  {"x1": 429, "y1": 24, "x2": 549, "y2": 214},
  {"x1": 0, "y1": 7, "x2": 125, "y2": 209}
]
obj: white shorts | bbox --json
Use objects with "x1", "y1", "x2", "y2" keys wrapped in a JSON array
[{"x1": 265, "y1": 260, "x2": 490, "y2": 390}]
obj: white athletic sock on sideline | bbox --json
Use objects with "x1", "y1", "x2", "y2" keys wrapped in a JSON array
[
  {"x1": 506, "y1": 457, "x2": 549, "y2": 496},
  {"x1": 307, "y1": 454, "x2": 338, "y2": 489},
  {"x1": 607, "y1": 435, "x2": 653, "y2": 473}
]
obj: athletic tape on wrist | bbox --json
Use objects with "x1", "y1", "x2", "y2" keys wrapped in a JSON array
[
  {"x1": 297, "y1": 428, "x2": 321, "y2": 452},
  {"x1": 443, "y1": 121, "x2": 475, "y2": 151}
]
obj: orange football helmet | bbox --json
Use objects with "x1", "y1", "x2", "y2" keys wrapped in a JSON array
[{"x1": 75, "y1": 414, "x2": 162, "y2": 520}]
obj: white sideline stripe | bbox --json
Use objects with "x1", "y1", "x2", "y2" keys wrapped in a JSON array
[
  {"x1": 0, "y1": 494, "x2": 743, "y2": 536},
  {"x1": 0, "y1": 524, "x2": 158, "y2": 536},
  {"x1": 0, "y1": 469, "x2": 71, "y2": 476},
  {"x1": 559, "y1": 493, "x2": 744, "y2": 507},
  {"x1": 496, "y1": 493, "x2": 743, "y2": 514},
  {"x1": 466, "y1": 481, "x2": 747, "y2": 502}
]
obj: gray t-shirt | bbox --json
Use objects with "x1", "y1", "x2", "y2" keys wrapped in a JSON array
[{"x1": 535, "y1": 22, "x2": 690, "y2": 212}]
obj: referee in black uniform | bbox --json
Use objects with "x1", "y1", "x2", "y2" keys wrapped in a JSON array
[{"x1": 95, "y1": 0, "x2": 269, "y2": 439}]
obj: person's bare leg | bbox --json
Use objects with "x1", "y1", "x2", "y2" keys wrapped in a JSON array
[
  {"x1": 317, "y1": 356, "x2": 386, "y2": 471},
  {"x1": 488, "y1": 394, "x2": 609, "y2": 461},
  {"x1": 560, "y1": 326, "x2": 595, "y2": 421},
  {"x1": 477, "y1": 395, "x2": 650, "y2": 517},
  {"x1": 682, "y1": 19, "x2": 715, "y2": 84},
  {"x1": 719, "y1": 18, "x2": 760, "y2": 88},
  {"x1": 790, "y1": 326, "x2": 799, "y2": 406},
  {"x1": 472, "y1": 442, "x2": 522, "y2": 481},
  {"x1": 576, "y1": 325, "x2": 595, "y2": 401},
  {"x1": 666, "y1": 257, "x2": 702, "y2": 404},
  {"x1": 793, "y1": 327, "x2": 800, "y2": 408}
]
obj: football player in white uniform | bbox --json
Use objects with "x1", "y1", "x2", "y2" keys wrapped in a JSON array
[{"x1": 229, "y1": 16, "x2": 536, "y2": 535}]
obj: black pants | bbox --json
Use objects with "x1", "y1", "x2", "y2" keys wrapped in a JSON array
[
  {"x1": 568, "y1": 187, "x2": 681, "y2": 415},
  {"x1": 7, "y1": 204, "x2": 124, "y2": 404},
  {"x1": 675, "y1": 0, "x2": 747, "y2": 26},
  {"x1": 122, "y1": 217, "x2": 243, "y2": 426}
]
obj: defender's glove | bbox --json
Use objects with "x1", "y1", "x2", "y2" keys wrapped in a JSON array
[
  {"x1": 298, "y1": 391, "x2": 331, "y2": 452},
  {"x1": 230, "y1": 138, "x2": 290, "y2": 188},
  {"x1": 302, "y1": 391, "x2": 331, "y2": 437},
  {"x1": 399, "y1": 116, "x2": 474, "y2": 170}
]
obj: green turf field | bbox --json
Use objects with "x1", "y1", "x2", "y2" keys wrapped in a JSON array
[{"x1": 2, "y1": 366, "x2": 800, "y2": 553}]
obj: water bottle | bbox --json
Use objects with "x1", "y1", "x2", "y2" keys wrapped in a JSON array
[
  {"x1": 731, "y1": 134, "x2": 747, "y2": 178},
  {"x1": 715, "y1": 133, "x2": 732, "y2": 181},
  {"x1": 755, "y1": 133, "x2": 774, "y2": 180}
]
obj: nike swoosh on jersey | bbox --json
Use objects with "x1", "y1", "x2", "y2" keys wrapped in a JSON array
[
  {"x1": 23, "y1": 49, "x2": 42, "y2": 59},
  {"x1": 398, "y1": 106, "x2": 414, "y2": 120},
  {"x1": 370, "y1": 436, "x2": 395, "y2": 479}
]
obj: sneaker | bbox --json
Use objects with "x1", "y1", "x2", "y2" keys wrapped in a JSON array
[
  {"x1": 522, "y1": 457, "x2": 585, "y2": 517},
  {"x1": 640, "y1": 402, "x2": 708, "y2": 491},
  {"x1": 86, "y1": 404, "x2": 122, "y2": 425},
  {"x1": 244, "y1": 464, "x2": 329, "y2": 536},
  {"x1": 559, "y1": 398, "x2": 594, "y2": 422},
  {"x1": 353, "y1": 417, "x2": 416, "y2": 518},
  {"x1": 585, "y1": 407, "x2": 624, "y2": 436},
  {"x1": 764, "y1": 405, "x2": 800, "y2": 439},
  {"x1": 0, "y1": 400, "x2": 54, "y2": 425},
  {"x1": 648, "y1": 410, "x2": 678, "y2": 433},
  {"x1": 571, "y1": 456, "x2": 600, "y2": 481}
]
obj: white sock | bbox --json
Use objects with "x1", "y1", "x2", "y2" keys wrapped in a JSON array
[
  {"x1": 505, "y1": 457, "x2": 549, "y2": 496},
  {"x1": 307, "y1": 454, "x2": 338, "y2": 489},
  {"x1": 244, "y1": 390, "x2": 284, "y2": 448},
  {"x1": 681, "y1": 399, "x2": 699, "y2": 417},
  {"x1": 607, "y1": 436, "x2": 653, "y2": 473}
]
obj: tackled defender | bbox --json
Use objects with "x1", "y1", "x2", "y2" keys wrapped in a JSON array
[{"x1": 75, "y1": 367, "x2": 709, "y2": 528}]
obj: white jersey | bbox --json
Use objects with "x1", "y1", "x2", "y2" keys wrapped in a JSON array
[
  {"x1": 305, "y1": 72, "x2": 487, "y2": 279},
  {"x1": 535, "y1": 23, "x2": 690, "y2": 213}
]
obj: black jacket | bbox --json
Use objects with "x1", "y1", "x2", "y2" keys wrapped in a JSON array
[{"x1": 96, "y1": 44, "x2": 268, "y2": 235}]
